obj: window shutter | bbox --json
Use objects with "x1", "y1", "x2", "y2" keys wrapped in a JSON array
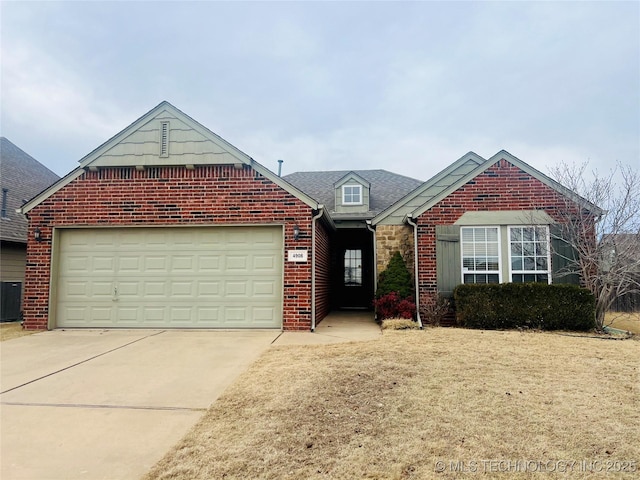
[
  {"x1": 550, "y1": 224, "x2": 581, "y2": 285},
  {"x1": 436, "y1": 225, "x2": 461, "y2": 297}
]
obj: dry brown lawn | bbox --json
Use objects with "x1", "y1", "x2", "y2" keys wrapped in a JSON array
[
  {"x1": 607, "y1": 312, "x2": 640, "y2": 334},
  {"x1": 0, "y1": 322, "x2": 35, "y2": 342},
  {"x1": 144, "y1": 329, "x2": 639, "y2": 480}
]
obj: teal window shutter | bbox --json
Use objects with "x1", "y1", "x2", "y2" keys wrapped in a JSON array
[
  {"x1": 550, "y1": 224, "x2": 581, "y2": 285},
  {"x1": 436, "y1": 225, "x2": 461, "y2": 297}
]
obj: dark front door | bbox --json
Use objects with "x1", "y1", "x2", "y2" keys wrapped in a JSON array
[{"x1": 333, "y1": 228, "x2": 374, "y2": 309}]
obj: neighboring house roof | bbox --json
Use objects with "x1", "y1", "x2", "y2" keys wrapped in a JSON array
[
  {"x1": 372, "y1": 150, "x2": 604, "y2": 225},
  {"x1": 602, "y1": 233, "x2": 640, "y2": 273},
  {"x1": 19, "y1": 102, "x2": 327, "y2": 224},
  {"x1": 283, "y1": 169, "x2": 423, "y2": 219},
  {"x1": 0, "y1": 138, "x2": 60, "y2": 243}
]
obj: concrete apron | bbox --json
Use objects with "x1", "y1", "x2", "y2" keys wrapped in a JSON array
[
  {"x1": 0, "y1": 314, "x2": 380, "y2": 480},
  {"x1": 0, "y1": 329, "x2": 280, "y2": 480}
]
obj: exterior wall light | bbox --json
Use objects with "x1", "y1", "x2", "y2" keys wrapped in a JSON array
[
  {"x1": 34, "y1": 228, "x2": 43, "y2": 242},
  {"x1": 293, "y1": 224, "x2": 300, "y2": 241}
]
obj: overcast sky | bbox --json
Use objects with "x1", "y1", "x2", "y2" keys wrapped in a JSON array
[{"x1": 1, "y1": 1, "x2": 638, "y2": 182}]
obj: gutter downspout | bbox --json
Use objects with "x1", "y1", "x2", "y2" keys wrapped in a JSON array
[
  {"x1": 311, "y1": 205, "x2": 324, "y2": 332},
  {"x1": 365, "y1": 220, "x2": 377, "y2": 295},
  {"x1": 406, "y1": 214, "x2": 423, "y2": 329}
]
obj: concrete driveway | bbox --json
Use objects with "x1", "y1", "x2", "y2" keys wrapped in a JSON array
[{"x1": 0, "y1": 329, "x2": 281, "y2": 480}]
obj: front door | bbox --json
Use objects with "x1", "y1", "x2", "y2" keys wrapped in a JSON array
[{"x1": 333, "y1": 228, "x2": 374, "y2": 309}]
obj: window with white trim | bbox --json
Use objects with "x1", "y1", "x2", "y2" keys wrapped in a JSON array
[
  {"x1": 509, "y1": 226, "x2": 551, "y2": 283},
  {"x1": 344, "y1": 249, "x2": 363, "y2": 286},
  {"x1": 342, "y1": 185, "x2": 362, "y2": 205},
  {"x1": 461, "y1": 227, "x2": 501, "y2": 284}
]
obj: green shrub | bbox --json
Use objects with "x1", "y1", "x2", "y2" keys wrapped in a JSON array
[
  {"x1": 454, "y1": 283, "x2": 595, "y2": 331},
  {"x1": 376, "y1": 251, "x2": 413, "y2": 299}
]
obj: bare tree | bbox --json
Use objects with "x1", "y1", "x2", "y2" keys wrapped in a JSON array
[{"x1": 550, "y1": 162, "x2": 640, "y2": 331}]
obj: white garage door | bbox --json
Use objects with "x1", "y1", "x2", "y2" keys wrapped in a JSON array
[{"x1": 56, "y1": 227, "x2": 283, "y2": 328}]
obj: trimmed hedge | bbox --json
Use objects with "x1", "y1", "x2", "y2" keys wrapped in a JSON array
[{"x1": 454, "y1": 283, "x2": 595, "y2": 331}]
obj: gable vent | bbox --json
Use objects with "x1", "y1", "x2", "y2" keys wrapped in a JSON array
[{"x1": 160, "y1": 121, "x2": 170, "y2": 157}]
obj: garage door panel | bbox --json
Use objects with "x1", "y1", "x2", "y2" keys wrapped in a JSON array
[
  {"x1": 170, "y1": 281, "x2": 194, "y2": 296},
  {"x1": 93, "y1": 257, "x2": 116, "y2": 273},
  {"x1": 198, "y1": 256, "x2": 221, "y2": 272},
  {"x1": 65, "y1": 256, "x2": 90, "y2": 272},
  {"x1": 143, "y1": 282, "x2": 167, "y2": 297},
  {"x1": 140, "y1": 307, "x2": 164, "y2": 323},
  {"x1": 60, "y1": 306, "x2": 90, "y2": 325},
  {"x1": 118, "y1": 256, "x2": 141, "y2": 272},
  {"x1": 62, "y1": 281, "x2": 89, "y2": 298},
  {"x1": 225, "y1": 256, "x2": 248, "y2": 271},
  {"x1": 144, "y1": 256, "x2": 168, "y2": 272},
  {"x1": 252, "y1": 307, "x2": 277, "y2": 324},
  {"x1": 91, "y1": 282, "x2": 114, "y2": 298},
  {"x1": 254, "y1": 281, "x2": 276, "y2": 296},
  {"x1": 197, "y1": 281, "x2": 221, "y2": 297},
  {"x1": 253, "y1": 255, "x2": 277, "y2": 271},
  {"x1": 224, "y1": 307, "x2": 248, "y2": 324},
  {"x1": 196, "y1": 307, "x2": 220, "y2": 323},
  {"x1": 170, "y1": 307, "x2": 193, "y2": 323},
  {"x1": 117, "y1": 282, "x2": 140, "y2": 297},
  {"x1": 171, "y1": 256, "x2": 193, "y2": 271},
  {"x1": 225, "y1": 281, "x2": 247, "y2": 296},
  {"x1": 115, "y1": 307, "x2": 139, "y2": 324},
  {"x1": 57, "y1": 227, "x2": 283, "y2": 328}
]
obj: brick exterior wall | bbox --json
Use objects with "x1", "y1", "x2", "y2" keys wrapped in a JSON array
[
  {"x1": 415, "y1": 158, "x2": 576, "y2": 314},
  {"x1": 375, "y1": 224, "x2": 414, "y2": 282},
  {"x1": 314, "y1": 219, "x2": 332, "y2": 326},
  {"x1": 23, "y1": 165, "x2": 317, "y2": 331}
]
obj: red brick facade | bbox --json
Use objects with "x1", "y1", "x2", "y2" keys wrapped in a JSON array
[
  {"x1": 23, "y1": 164, "x2": 327, "y2": 331},
  {"x1": 314, "y1": 219, "x2": 332, "y2": 325},
  {"x1": 415, "y1": 158, "x2": 575, "y2": 311}
]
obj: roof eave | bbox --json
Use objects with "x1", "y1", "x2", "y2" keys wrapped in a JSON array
[
  {"x1": 371, "y1": 151, "x2": 486, "y2": 225},
  {"x1": 19, "y1": 168, "x2": 85, "y2": 215}
]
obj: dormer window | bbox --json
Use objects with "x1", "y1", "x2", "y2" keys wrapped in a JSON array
[
  {"x1": 334, "y1": 172, "x2": 370, "y2": 213},
  {"x1": 342, "y1": 185, "x2": 362, "y2": 205}
]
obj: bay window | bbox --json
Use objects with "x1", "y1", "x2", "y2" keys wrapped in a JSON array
[{"x1": 461, "y1": 225, "x2": 551, "y2": 285}]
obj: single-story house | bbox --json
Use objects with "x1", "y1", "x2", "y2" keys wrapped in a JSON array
[
  {"x1": 19, "y1": 102, "x2": 599, "y2": 331},
  {"x1": 1, "y1": 137, "x2": 60, "y2": 322}
]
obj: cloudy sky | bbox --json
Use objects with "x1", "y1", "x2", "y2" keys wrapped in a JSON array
[{"x1": 1, "y1": 1, "x2": 638, "y2": 181}]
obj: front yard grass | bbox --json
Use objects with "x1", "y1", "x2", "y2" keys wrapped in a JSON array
[
  {"x1": 144, "y1": 328, "x2": 639, "y2": 479},
  {"x1": 0, "y1": 322, "x2": 35, "y2": 342},
  {"x1": 607, "y1": 312, "x2": 640, "y2": 334}
]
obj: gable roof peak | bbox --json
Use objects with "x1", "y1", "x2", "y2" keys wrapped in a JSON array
[
  {"x1": 334, "y1": 170, "x2": 371, "y2": 188},
  {"x1": 20, "y1": 103, "x2": 322, "y2": 214}
]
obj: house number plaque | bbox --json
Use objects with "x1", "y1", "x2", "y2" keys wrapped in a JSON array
[{"x1": 287, "y1": 250, "x2": 308, "y2": 262}]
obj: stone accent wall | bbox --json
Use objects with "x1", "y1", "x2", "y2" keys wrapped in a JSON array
[
  {"x1": 375, "y1": 224, "x2": 415, "y2": 283},
  {"x1": 23, "y1": 165, "x2": 320, "y2": 331}
]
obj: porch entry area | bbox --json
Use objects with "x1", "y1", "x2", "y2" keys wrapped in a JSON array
[{"x1": 331, "y1": 228, "x2": 375, "y2": 310}]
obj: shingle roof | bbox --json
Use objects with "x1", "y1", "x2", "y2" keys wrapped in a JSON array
[
  {"x1": 283, "y1": 169, "x2": 423, "y2": 218},
  {"x1": 0, "y1": 138, "x2": 60, "y2": 243}
]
